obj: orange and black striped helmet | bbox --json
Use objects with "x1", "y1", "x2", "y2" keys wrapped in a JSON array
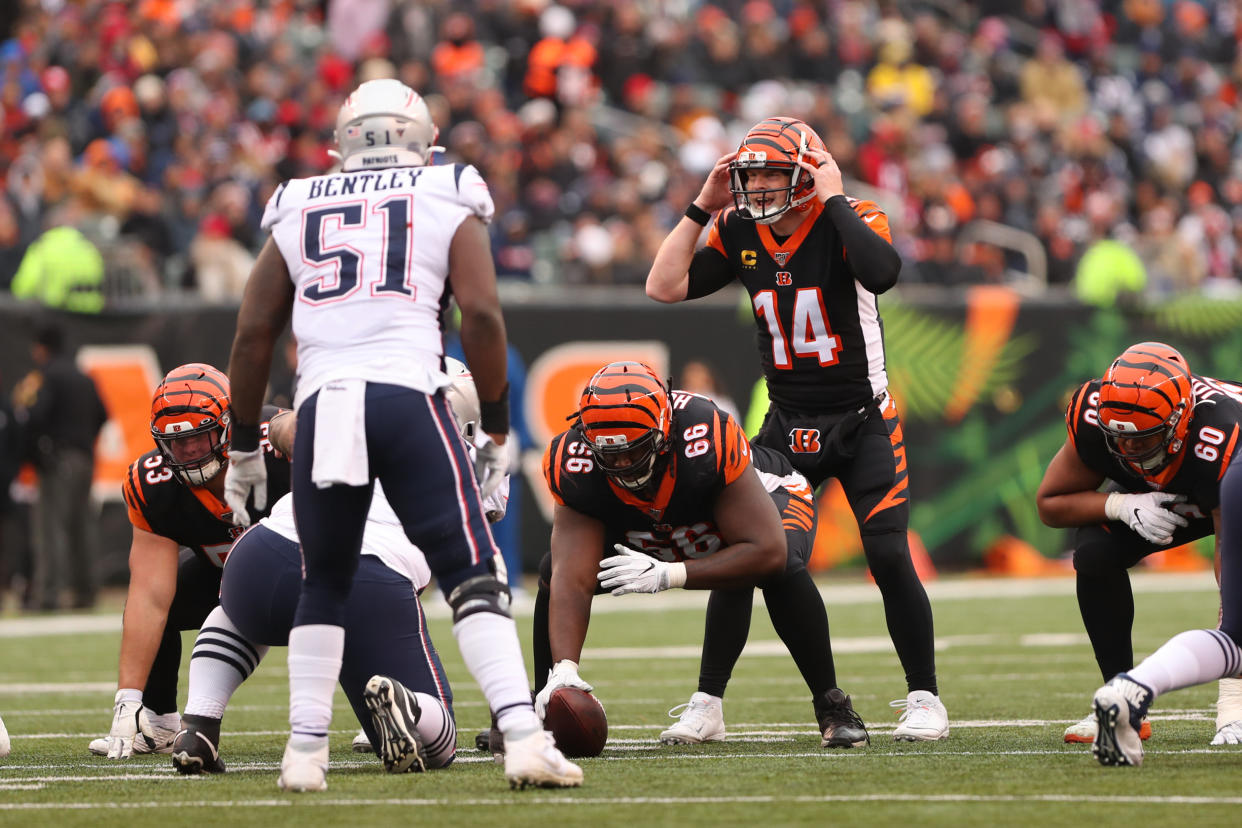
[
  {"x1": 150, "y1": 363, "x2": 232, "y2": 486},
  {"x1": 575, "y1": 361, "x2": 672, "y2": 491},
  {"x1": 1097, "y1": 342, "x2": 1193, "y2": 474},
  {"x1": 729, "y1": 116, "x2": 827, "y2": 224}
]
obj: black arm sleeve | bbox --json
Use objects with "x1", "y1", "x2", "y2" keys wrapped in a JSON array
[
  {"x1": 686, "y1": 246, "x2": 735, "y2": 299},
  {"x1": 824, "y1": 195, "x2": 902, "y2": 294}
]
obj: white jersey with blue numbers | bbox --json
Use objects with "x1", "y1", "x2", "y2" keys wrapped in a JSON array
[{"x1": 261, "y1": 163, "x2": 495, "y2": 407}]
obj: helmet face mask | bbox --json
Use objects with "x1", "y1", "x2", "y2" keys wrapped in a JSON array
[
  {"x1": 334, "y1": 79, "x2": 443, "y2": 171},
  {"x1": 575, "y1": 362, "x2": 672, "y2": 492},
  {"x1": 1097, "y1": 342, "x2": 1193, "y2": 475},
  {"x1": 150, "y1": 363, "x2": 231, "y2": 487},
  {"x1": 729, "y1": 117, "x2": 824, "y2": 224}
]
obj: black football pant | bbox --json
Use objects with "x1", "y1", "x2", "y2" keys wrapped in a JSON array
[
  {"x1": 753, "y1": 395, "x2": 938, "y2": 695},
  {"x1": 144, "y1": 549, "x2": 221, "y2": 715}
]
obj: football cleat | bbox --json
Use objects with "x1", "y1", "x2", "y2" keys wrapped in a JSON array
[
  {"x1": 0, "y1": 712, "x2": 9, "y2": 759},
  {"x1": 891, "y1": 690, "x2": 950, "y2": 741},
  {"x1": 1092, "y1": 673, "x2": 1153, "y2": 767},
  {"x1": 277, "y1": 737, "x2": 329, "y2": 792},
  {"x1": 1064, "y1": 711, "x2": 1151, "y2": 743},
  {"x1": 475, "y1": 713, "x2": 504, "y2": 763},
  {"x1": 1210, "y1": 720, "x2": 1242, "y2": 745},
  {"x1": 170, "y1": 714, "x2": 226, "y2": 774},
  {"x1": 88, "y1": 709, "x2": 181, "y2": 756},
  {"x1": 815, "y1": 688, "x2": 870, "y2": 748},
  {"x1": 659, "y1": 692, "x2": 726, "y2": 745},
  {"x1": 352, "y1": 728, "x2": 372, "y2": 754},
  {"x1": 362, "y1": 675, "x2": 428, "y2": 774},
  {"x1": 503, "y1": 729, "x2": 583, "y2": 789}
]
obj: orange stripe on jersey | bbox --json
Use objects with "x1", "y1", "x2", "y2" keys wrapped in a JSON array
[
  {"x1": 850, "y1": 199, "x2": 892, "y2": 243},
  {"x1": 123, "y1": 473, "x2": 153, "y2": 532},
  {"x1": 543, "y1": 438, "x2": 568, "y2": 506},
  {"x1": 1065, "y1": 381, "x2": 1093, "y2": 453},
  {"x1": 865, "y1": 401, "x2": 910, "y2": 523},
  {"x1": 706, "y1": 212, "x2": 727, "y2": 257},
  {"x1": 757, "y1": 200, "x2": 823, "y2": 262},
  {"x1": 1218, "y1": 424, "x2": 1240, "y2": 481},
  {"x1": 720, "y1": 414, "x2": 751, "y2": 485},
  {"x1": 190, "y1": 484, "x2": 230, "y2": 521},
  {"x1": 865, "y1": 477, "x2": 909, "y2": 523}
]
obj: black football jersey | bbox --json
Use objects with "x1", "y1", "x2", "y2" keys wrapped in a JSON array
[
  {"x1": 544, "y1": 392, "x2": 798, "y2": 562},
  {"x1": 1066, "y1": 376, "x2": 1242, "y2": 513},
  {"x1": 122, "y1": 405, "x2": 291, "y2": 568},
  {"x1": 703, "y1": 199, "x2": 893, "y2": 412}
]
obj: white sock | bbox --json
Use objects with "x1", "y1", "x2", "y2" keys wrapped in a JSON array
[
  {"x1": 1216, "y1": 676, "x2": 1242, "y2": 729},
  {"x1": 185, "y1": 606, "x2": 269, "y2": 719},
  {"x1": 1129, "y1": 629, "x2": 1242, "y2": 696},
  {"x1": 412, "y1": 692, "x2": 457, "y2": 768},
  {"x1": 452, "y1": 613, "x2": 540, "y2": 737},
  {"x1": 288, "y1": 624, "x2": 344, "y2": 738}
]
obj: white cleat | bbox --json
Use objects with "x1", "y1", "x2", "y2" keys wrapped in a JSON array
[
  {"x1": 277, "y1": 737, "x2": 329, "y2": 792},
  {"x1": 503, "y1": 729, "x2": 583, "y2": 789},
  {"x1": 891, "y1": 690, "x2": 949, "y2": 741},
  {"x1": 88, "y1": 711, "x2": 181, "y2": 756},
  {"x1": 1092, "y1": 674, "x2": 1152, "y2": 767},
  {"x1": 659, "y1": 692, "x2": 726, "y2": 745},
  {"x1": 1211, "y1": 720, "x2": 1242, "y2": 746},
  {"x1": 1065, "y1": 711, "x2": 1151, "y2": 743},
  {"x1": 352, "y1": 728, "x2": 373, "y2": 754},
  {"x1": 0, "y1": 713, "x2": 10, "y2": 759}
]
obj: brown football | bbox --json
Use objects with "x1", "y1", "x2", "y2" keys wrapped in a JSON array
[{"x1": 544, "y1": 687, "x2": 608, "y2": 757}]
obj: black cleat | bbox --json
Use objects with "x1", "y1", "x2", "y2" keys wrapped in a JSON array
[
  {"x1": 364, "y1": 675, "x2": 428, "y2": 773},
  {"x1": 815, "y1": 688, "x2": 870, "y2": 748},
  {"x1": 475, "y1": 711, "x2": 504, "y2": 763},
  {"x1": 170, "y1": 714, "x2": 227, "y2": 774}
]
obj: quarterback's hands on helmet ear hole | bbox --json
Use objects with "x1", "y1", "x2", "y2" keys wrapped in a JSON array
[
  {"x1": 694, "y1": 151, "x2": 739, "y2": 213},
  {"x1": 798, "y1": 148, "x2": 845, "y2": 201},
  {"x1": 1104, "y1": 491, "x2": 1188, "y2": 545},
  {"x1": 223, "y1": 448, "x2": 267, "y2": 526},
  {"x1": 597, "y1": 544, "x2": 688, "y2": 595}
]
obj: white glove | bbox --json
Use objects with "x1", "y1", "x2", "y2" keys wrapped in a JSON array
[
  {"x1": 534, "y1": 659, "x2": 595, "y2": 720},
  {"x1": 597, "y1": 544, "x2": 687, "y2": 596},
  {"x1": 474, "y1": 437, "x2": 507, "y2": 501},
  {"x1": 1212, "y1": 721, "x2": 1242, "y2": 745},
  {"x1": 223, "y1": 448, "x2": 267, "y2": 527},
  {"x1": 483, "y1": 474, "x2": 510, "y2": 523},
  {"x1": 1104, "y1": 492, "x2": 1188, "y2": 545},
  {"x1": 91, "y1": 689, "x2": 145, "y2": 759}
]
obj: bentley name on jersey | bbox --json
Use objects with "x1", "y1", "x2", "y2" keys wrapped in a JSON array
[
  {"x1": 122, "y1": 406, "x2": 290, "y2": 568},
  {"x1": 1067, "y1": 375, "x2": 1242, "y2": 513},
  {"x1": 544, "y1": 392, "x2": 799, "y2": 561},
  {"x1": 261, "y1": 163, "x2": 494, "y2": 406},
  {"x1": 705, "y1": 199, "x2": 892, "y2": 412}
]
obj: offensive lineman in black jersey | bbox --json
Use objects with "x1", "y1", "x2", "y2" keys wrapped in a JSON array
[
  {"x1": 646, "y1": 116, "x2": 947, "y2": 740},
  {"x1": 1037, "y1": 342, "x2": 1242, "y2": 746},
  {"x1": 88, "y1": 364, "x2": 289, "y2": 759},
  {"x1": 532, "y1": 361, "x2": 868, "y2": 749}
]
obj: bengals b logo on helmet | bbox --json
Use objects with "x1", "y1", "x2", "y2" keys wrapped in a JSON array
[{"x1": 788, "y1": 428, "x2": 822, "y2": 454}]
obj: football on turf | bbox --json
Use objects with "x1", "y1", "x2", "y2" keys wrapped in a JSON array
[{"x1": 544, "y1": 687, "x2": 608, "y2": 757}]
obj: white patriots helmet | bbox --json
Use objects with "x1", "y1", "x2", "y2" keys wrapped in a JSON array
[
  {"x1": 333, "y1": 79, "x2": 444, "y2": 171},
  {"x1": 444, "y1": 357, "x2": 481, "y2": 442}
]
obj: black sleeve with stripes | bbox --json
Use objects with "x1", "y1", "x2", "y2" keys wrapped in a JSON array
[
  {"x1": 686, "y1": 246, "x2": 735, "y2": 299},
  {"x1": 824, "y1": 195, "x2": 901, "y2": 294}
]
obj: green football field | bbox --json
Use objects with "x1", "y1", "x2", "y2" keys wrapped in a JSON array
[{"x1": 1, "y1": 571, "x2": 1239, "y2": 827}]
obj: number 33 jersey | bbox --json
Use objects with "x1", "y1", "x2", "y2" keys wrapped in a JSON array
[
  {"x1": 121, "y1": 405, "x2": 291, "y2": 568},
  {"x1": 261, "y1": 163, "x2": 494, "y2": 407},
  {"x1": 1066, "y1": 375, "x2": 1242, "y2": 510},
  {"x1": 544, "y1": 392, "x2": 809, "y2": 561}
]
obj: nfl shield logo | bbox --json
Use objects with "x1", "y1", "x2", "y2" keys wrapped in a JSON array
[{"x1": 774, "y1": 252, "x2": 789, "y2": 266}]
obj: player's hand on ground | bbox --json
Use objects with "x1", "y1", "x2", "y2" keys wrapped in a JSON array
[
  {"x1": 1104, "y1": 491, "x2": 1188, "y2": 545},
  {"x1": 534, "y1": 660, "x2": 594, "y2": 720},
  {"x1": 597, "y1": 544, "x2": 687, "y2": 595},
  {"x1": 89, "y1": 690, "x2": 144, "y2": 759},
  {"x1": 797, "y1": 148, "x2": 844, "y2": 202},
  {"x1": 693, "y1": 151, "x2": 739, "y2": 214},
  {"x1": 224, "y1": 448, "x2": 267, "y2": 526}
]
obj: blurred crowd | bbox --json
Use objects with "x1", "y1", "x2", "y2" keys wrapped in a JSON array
[{"x1": 2, "y1": 0, "x2": 1241, "y2": 305}]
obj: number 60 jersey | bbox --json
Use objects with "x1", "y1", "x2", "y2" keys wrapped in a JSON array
[
  {"x1": 261, "y1": 163, "x2": 494, "y2": 408},
  {"x1": 1066, "y1": 375, "x2": 1242, "y2": 510},
  {"x1": 544, "y1": 392, "x2": 814, "y2": 561}
]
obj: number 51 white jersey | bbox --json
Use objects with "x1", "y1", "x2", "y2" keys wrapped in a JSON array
[{"x1": 261, "y1": 163, "x2": 495, "y2": 407}]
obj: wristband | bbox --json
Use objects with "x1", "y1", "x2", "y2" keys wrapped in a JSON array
[
  {"x1": 480, "y1": 383, "x2": 510, "y2": 435},
  {"x1": 684, "y1": 203, "x2": 711, "y2": 226},
  {"x1": 231, "y1": 418, "x2": 260, "y2": 452},
  {"x1": 668, "y1": 561, "x2": 688, "y2": 589}
]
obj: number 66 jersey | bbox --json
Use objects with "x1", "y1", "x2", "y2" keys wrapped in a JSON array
[
  {"x1": 544, "y1": 392, "x2": 815, "y2": 561},
  {"x1": 1066, "y1": 375, "x2": 1242, "y2": 510}
]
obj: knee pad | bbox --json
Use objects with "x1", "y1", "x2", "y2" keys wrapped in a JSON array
[{"x1": 447, "y1": 575, "x2": 512, "y2": 623}]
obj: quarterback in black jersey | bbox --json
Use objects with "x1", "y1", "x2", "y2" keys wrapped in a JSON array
[
  {"x1": 532, "y1": 361, "x2": 869, "y2": 749},
  {"x1": 88, "y1": 364, "x2": 289, "y2": 759},
  {"x1": 646, "y1": 116, "x2": 946, "y2": 739},
  {"x1": 1037, "y1": 342, "x2": 1242, "y2": 745}
]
